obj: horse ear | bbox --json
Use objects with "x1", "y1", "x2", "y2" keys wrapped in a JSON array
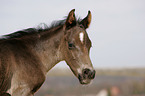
[
  {"x1": 65, "y1": 9, "x2": 76, "y2": 29},
  {"x1": 80, "y1": 11, "x2": 92, "y2": 29}
]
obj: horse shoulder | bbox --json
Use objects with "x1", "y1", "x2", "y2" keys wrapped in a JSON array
[{"x1": 0, "y1": 40, "x2": 46, "y2": 95}]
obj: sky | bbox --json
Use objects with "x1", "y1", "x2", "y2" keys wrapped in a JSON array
[{"x1": 0, "y1": 0, "x2": 145, "y2": 68}]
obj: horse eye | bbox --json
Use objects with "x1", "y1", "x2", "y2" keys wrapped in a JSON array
[{"x1": 68, "y1": 43, "x2": 75, "y2": 49}]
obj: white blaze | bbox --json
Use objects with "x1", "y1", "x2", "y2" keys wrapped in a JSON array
[{"x1": 79, "y1": 32, "x2": 84, "y2": 43}]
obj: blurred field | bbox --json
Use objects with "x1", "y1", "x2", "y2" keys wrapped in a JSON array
[{"x1": 35, "y1": 68, "x2": 145, "y2": 96}]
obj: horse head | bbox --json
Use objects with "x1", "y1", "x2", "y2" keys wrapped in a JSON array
[{"x1": 61, "y1": 9, "x2": 96, "y2": 84}]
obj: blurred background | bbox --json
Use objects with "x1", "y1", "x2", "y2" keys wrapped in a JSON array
[{"x1": 0, "y1": 0, "x2": 145, "y2": 96}]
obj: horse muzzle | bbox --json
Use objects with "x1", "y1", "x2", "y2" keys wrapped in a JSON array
[{"x1": 78, "y1": 68, "x2": 96, "y2": 84}]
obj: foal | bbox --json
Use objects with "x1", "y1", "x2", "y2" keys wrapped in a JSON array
[{"x1": 0, "y1": 9, "x2": 95, "y2": 96}]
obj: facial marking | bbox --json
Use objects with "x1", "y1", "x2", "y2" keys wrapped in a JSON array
[{"x1": 79, "y1": 32, "x2": 84, "y2": 43}]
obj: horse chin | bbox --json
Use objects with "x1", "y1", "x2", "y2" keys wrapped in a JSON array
[
  {"x1": 78, "y1": 74, "x2": 91, "y2": 85},
  {"x1": 79, "y1": 79, "x2": 91, "y2": 85}
]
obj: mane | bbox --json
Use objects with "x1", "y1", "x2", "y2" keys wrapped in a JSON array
[{"x1": 1, "y1": 18, "x2": 82, "y2": 40}]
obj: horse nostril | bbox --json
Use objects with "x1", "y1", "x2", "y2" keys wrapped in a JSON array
[
  {"x1": 88, "y1": 70, "x2": 96, "y2": 79},
  {"x1": 83, "y1": 68, "x2": 91, "y2": 75},
  {"x1": 92, "y1": 70, "x2": 96, "y2": 79}
]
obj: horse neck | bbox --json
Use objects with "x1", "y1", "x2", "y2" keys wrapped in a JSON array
[{"x1": 34, "y1": 26, "x2": 64, "y2": 73}]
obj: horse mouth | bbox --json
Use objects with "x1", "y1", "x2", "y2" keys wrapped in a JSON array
[{"x1": 78, "y1": 78, "x2": 91, "y2": 85}]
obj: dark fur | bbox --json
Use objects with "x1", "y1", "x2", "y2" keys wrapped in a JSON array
[
  {"x1": 0, "y1": 9, "x2": 94, "y2": 96},
  {"x1": 0, "y1": 18, "x2": 82, "y2": 92}
]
